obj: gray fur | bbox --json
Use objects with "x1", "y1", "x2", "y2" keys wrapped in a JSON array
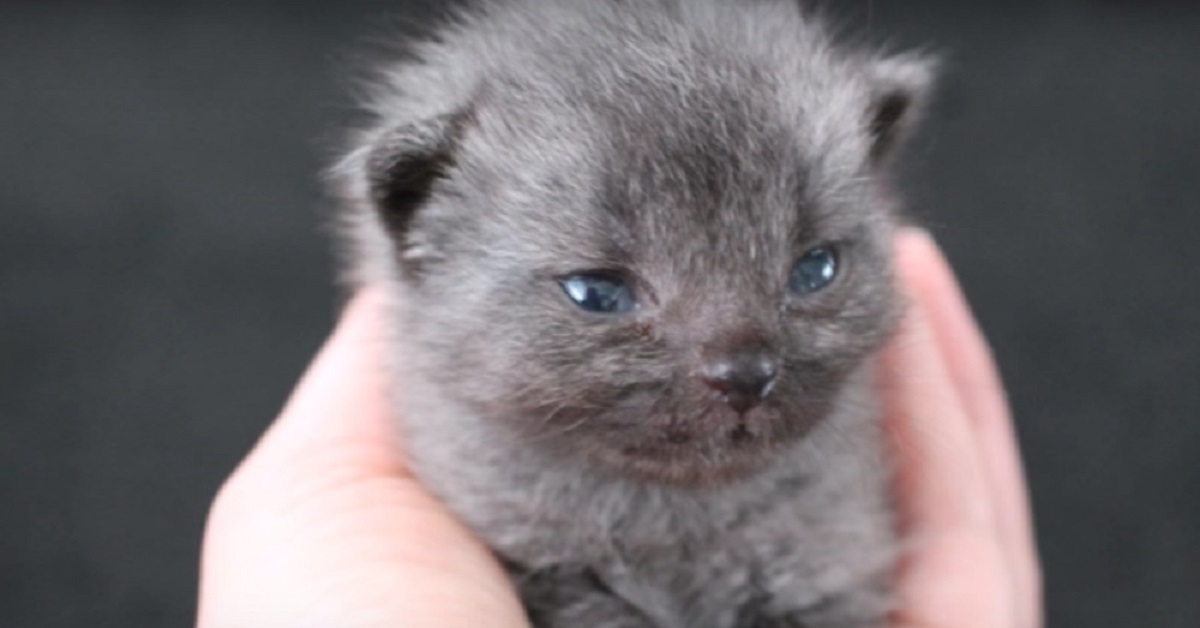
[{"x1": 330, "y1": 1, "x2": 934, "y2": 626}]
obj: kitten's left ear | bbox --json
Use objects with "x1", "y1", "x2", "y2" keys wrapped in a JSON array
[
  {"x1": 866, "y1": 53, "x2": 938, "y2": 164},
  {"x1": 365, "y1": 110, "x2": 470, "y2": 239}
]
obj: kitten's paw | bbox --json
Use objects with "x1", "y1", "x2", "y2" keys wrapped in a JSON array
[
  {"x1": 515, "y1": 565, "x2": 657, "y2": 628},
  {"x1": 736, "y1": 586, "x2": 890, "y2": 628}
]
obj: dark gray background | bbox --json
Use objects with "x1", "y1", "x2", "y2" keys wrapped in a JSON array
[{"x1": 2, "y1": 1, "x2": 1197, "y2": 626}]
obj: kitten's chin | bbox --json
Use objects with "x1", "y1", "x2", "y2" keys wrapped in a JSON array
[
  {"x1": 516, "y1": 395, "x2": 830, "y2": 488},
  {"x1": 601, "y1": 450, "x2": 774, "y2": 488},
  {"x1": 586, "y1": 423, "x2": 807, "y2": 489}
]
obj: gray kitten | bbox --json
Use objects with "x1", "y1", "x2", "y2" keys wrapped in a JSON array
[{"x1": 331, "y1": 1, "x2": 935, "y2": 626}]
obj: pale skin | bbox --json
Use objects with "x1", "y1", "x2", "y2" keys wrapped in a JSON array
[{"x1": 197, "y1": 228, "x2": 1042, "y2": 628}]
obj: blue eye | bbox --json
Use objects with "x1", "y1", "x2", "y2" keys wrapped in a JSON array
[
  {"x1": 561, "y1": 274, "x2": 637, "y2": 314},
  {"x1": 788, "y1": 246, "x2": 839, "y2": 295}
]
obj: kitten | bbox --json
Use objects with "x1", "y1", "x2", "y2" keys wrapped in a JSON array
[{"x1": 331, "y1": 1, "x2": 934, "y2": 626}]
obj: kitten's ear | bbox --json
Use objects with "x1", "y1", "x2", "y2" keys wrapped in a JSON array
[
  {"x1": 866, "y1": 53, "x2": 937, "y2": 164},
  {"x1": 365, "y1": 110, "x2": 469, "y2": 237}
]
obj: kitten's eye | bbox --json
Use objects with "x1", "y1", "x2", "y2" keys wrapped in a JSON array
[
  {"x1": 561, "y1": 274, "x2": 637, "y2": 314},
  {"x1": 788, "y1": 246, "x2": 839, "y2": 295}
]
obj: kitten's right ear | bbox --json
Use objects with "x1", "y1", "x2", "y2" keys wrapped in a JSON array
[
  {"x1": 865, "y1": 53, "x2": 938, "y2": 165},
  {"x1": 364, "y1": 110, "x2": 469, "y2": 238}
]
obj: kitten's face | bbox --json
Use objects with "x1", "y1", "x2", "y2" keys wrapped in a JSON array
[{"x1": 366, "y1": 52, "x2": 922, "y2": 485}]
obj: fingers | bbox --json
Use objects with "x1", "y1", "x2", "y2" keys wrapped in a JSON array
[
  {"x1": 897, "y1": 231, "x2": 1042, "y2": 628},
  {"x1": 883, "y1": 229, "x2": 1019, "y2": 627},
  {"x1": 885, "y1": 230, "x2": 995, "y2": 538},
  {"x1": 198, "y1": 289, "x2": 528, "y2": 628}
]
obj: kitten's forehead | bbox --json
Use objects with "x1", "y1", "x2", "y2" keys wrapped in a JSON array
[
  {"x1": 437, "y1": 0, "x2": 892, "y2": 283},
  {"x1": 467, "y1": 54, "x2": 876, "y2": 269}
]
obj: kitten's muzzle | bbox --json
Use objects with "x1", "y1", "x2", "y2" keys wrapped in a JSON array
[{"x1": 699, "y1": 351, "x2": 780, "y2": 414}]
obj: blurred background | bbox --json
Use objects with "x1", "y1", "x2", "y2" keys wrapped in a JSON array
[{"x1": 2, "y1": 1, "x2": 1198, "y2": 626}]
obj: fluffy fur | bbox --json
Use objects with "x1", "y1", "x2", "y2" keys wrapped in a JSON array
[{"x1": 330, "y1": 1, "x2": 934, "y2": 625}]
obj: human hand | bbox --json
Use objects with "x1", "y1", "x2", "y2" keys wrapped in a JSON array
[
  {"x1": 196, "y1": 287, "x2": 530, "y2": 628},
  {"x1": 196, "y1": 228, "x2": 1041, "y2": 628},
  {"x1": 883, "y1": 229, "x2": 1042, "y2": 628}
]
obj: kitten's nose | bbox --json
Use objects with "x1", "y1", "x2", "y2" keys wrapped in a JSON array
[{"x1": 699, "y1": 352, "x2": 779, "y2": 414}]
